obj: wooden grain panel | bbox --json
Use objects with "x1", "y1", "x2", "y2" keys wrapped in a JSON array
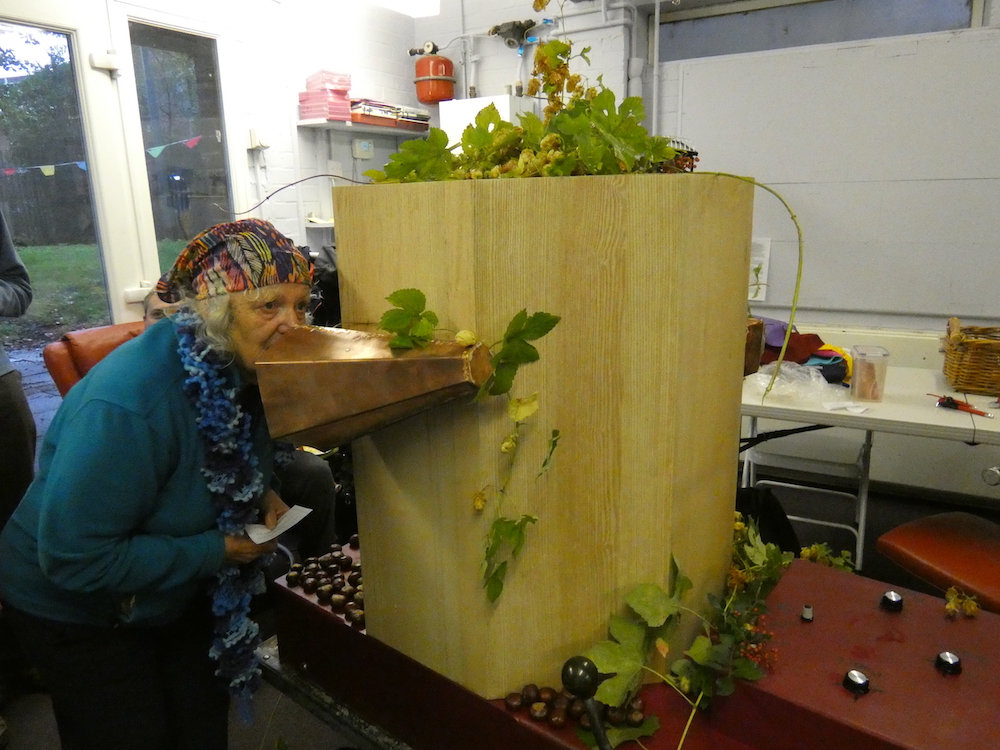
[{"x1": 331, "y1": 174, "x2": 753, "y2": 697}]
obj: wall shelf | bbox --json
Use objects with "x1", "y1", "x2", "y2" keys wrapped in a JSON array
[{"x1": 298, "y1": 118, "x2": 427, "y2": 138}]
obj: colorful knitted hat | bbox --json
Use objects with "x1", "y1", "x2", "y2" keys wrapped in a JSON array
[{"x1": 156, "y1": 218, "x2": 312, "y2": 302}]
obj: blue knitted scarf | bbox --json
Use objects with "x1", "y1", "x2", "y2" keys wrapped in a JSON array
[{"x1": 174, "y1": 309, "x2": 287, "y2": 719}]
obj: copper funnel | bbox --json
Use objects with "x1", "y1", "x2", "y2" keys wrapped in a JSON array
[{"x1": 256, "y1": 326, "x2": 493, "y2": 449}]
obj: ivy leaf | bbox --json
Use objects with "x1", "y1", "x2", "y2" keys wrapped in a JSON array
[{"x1": 626, "y1": 582, "x2": 680, "y2": 628}]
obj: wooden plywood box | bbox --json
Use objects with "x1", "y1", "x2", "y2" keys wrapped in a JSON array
[{"x1": 331, "y1": 174, "x2": 753, "y2": 698}]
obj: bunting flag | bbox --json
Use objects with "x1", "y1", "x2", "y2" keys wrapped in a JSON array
[{"x1": 0, "y1": 135, "x2": 203, "y2": 176}]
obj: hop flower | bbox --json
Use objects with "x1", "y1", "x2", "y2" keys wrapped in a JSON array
[
  {"x1": 500, "y1": 433, "x2": 519, "y2": 453},
  {"x1": 472, "y1": 490, "x2": 487, "y2": 512},
  {"x1": 455, "y1": 329, "x2": 478, "y2": 346}
]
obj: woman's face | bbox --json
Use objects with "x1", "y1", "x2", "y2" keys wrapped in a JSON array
[{"x1": 228, "y1": 283, "x2": 311, "y2": 379}]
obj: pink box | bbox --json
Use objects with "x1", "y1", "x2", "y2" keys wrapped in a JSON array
[{"x1": 306, "y1": 70, "x2": 351, "y2": 91}]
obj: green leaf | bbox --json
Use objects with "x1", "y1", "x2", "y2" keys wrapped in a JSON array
[
  {"x1": 488, "y1": 361, "x2": 519, "y2": 396},
  {"x1": 375, "y1": 128, "x2": 455, "y2": 182},
  {"x1": 731, "y1": 657, "x2": 765, "y2": 681},
  {"x1": 685, "y1": 635, "x2": 715, "y2": 666},
  {"x1": 386, "y1": 288, "x2": 426, "y2": 314},
  {"x1": 626, "y1": 582, "x2": 679, "y2": 628},
  {"x1": 715, "y1": 675, "x2": 736, "y2": 697},
  {"x1": 584, "y1": 640, "x2": 642, "y2": 708},
  {"x1": 502, "y1": 309, "x2": 529, "y2": 342},
  {"x1": 485, "y1": 561, "x2": 507, "y2": 602},
  {"x1": 496, "y1": 338, "x2": 540, "y2": 366},
  {"x1": 388, "y1": 334, "x2": 414, "y2": 349},
  {"x1": 410, "y1": 317, "x2": 435, "y2": 340},
  {"x1": 380, "y1": 308, "x2": 416, "y2": 334},
  {"x1": 519, "y1": 312, "x2": 560, "y2": 341},
  {"x1": 575, "y1": 715, "x2": 660, "y2": 750},
  {"x1": 608, "y1": 614, "x2": 647, "y2": 658},
  {"x1": 536, "y1": 428, "x2": 561, "y2": 478}
]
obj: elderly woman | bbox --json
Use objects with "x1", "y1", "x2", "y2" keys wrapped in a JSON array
[{"x1": 0, "y1": 219, "x2": 312, "y2": 750}]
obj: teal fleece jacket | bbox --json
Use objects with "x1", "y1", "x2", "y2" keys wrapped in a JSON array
[{"x1": 0, "y1": 318, "x2": 276, "y2": 626}]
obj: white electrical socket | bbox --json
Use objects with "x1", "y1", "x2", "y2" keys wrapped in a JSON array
[{"x1": 352, "y1": 139, "x2": 374, "y2": 160}]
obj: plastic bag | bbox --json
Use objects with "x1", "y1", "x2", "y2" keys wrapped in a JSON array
[{"x1": 743, "y1": 362, "x2": 846, "y2": 404}]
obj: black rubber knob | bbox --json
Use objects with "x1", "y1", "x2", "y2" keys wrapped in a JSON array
[{"x1": 562, "y1": 655, "x2": 600, "y2": 699}]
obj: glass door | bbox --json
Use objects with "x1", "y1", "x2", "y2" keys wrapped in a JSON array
[
  {"x1": 128, "y1": 23, "x2": 232, "y2": 274},
  {"x1": 0, "y1": 19, "x2": 111, "y2": 347}
]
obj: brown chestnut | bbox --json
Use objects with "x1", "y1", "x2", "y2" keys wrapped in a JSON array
[
  {"x1": 529, "y1": 702, "x2": 549, "y2": 721},
  {"x1": 349, "y1": 533, "x2": 360, "y2": 549},
  {"x1": 628, "y1": 695, "x2": 645, "y2": 713},
  {"x1": 504, "y1": 693, "x2": 523, "y2": 712},
  {"x1": 627, "y1": 709, "x2": 645, "y2": 728},
  {"x1": 329, "y1": 543, "x2": 343, "y2": 554},
  {"x1": 337, "y1": 556, "x2": 353, "y2": 571},
  {"x1": 340, "y1": 585, "x2": 356, "y2": 601},
  {"x1": 567, "y1": 699, "x2": 586, "y2": 720},
  {"x1": 347, "y1": 571, "x2": 363, "y2": 587},
  {"x1": 284, "y1": 571, "x2": 301, "y2": 588},
  {"x1": 522, "y1": 684, "x2": 540, "y2": 705},
  {"x1": 547, "y1": 708, "x2": 567, "y2": 730},
  {"x1": 552, "y1": 695, "x2": 569, "y2": 712},
  {"x1": 353, "y1": 592, "x2": 365, "y2": 608},
  {"x1": 301, "y1": 576, "x2": 319, "y2": 594},
  {"x1": 329, "y1": 594, "x2": 347, "y2": 612},
  {"x1": 606, "y1": 707, "x2": 625, "y2": 726},
  {"x1": 316, "y1": 584, "x2": 334, "y2": 601},
  {"x1": 538, "y1": 686, "x2": 556, "y2": 705},
  {"x1": 348, "y1": 609, "x2": 365, "y2": 629}
]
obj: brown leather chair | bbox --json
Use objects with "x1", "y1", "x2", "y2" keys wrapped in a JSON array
[
  {"x1": 42, "y1": 321, "x2": 145, "y2": 396},
  {"x1": 876, "y1": 511, "x2": 1000, "y2": 614}
]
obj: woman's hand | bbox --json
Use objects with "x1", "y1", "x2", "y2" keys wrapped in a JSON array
[
  {"x1": 260, "y1": 488, "x2": 290, "y2": 529},
  {"x1": 223, "y1": 534, "x2": 278, "y2": 565}
]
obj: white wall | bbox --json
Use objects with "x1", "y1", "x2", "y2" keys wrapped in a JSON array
[{"x1": 657, "y1": 27, "x2": 1000, "y2": 333}]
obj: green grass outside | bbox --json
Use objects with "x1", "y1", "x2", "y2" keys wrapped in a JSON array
[{"x1": 1, "y1": 240, "x2": 188, "y2": 349}]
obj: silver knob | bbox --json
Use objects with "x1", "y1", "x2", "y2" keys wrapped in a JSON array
[{"x1": 983, "y1": 466, "x2": 1000, "y2": 486}]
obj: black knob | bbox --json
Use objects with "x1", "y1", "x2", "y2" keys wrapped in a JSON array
[
  {"x1": 562, "y1": 656, "x2": 600, "y2": 699},
  {"x1": 935, "y1": 651, "x2": 962, "y2": 675},
  {"x1": 843, "y1": 669, "x2": 870, "y2": 695},
  {"x1": 880, "y1": 590, "x2": 903, "y2": 612}
]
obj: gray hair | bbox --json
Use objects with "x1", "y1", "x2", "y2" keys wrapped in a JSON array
[{"x1": 176, "y1": 286, "x2": 314, "y2": 360}]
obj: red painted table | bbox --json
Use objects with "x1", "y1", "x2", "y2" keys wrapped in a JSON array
[{"x1": 266, "y1": 559, "x2": 1000, "y2": 750}]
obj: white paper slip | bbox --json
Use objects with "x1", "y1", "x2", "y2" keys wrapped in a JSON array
[{"x1": 245, "y1": 505, "x2": 313, "y2": 544}]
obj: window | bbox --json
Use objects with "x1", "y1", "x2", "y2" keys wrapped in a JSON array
[
  {"x1": 129, "y1": 23, "x2": 231, "y2": 273},
  {"x1": 658, "y1": 0, "x2": 974, "y2": 62}
]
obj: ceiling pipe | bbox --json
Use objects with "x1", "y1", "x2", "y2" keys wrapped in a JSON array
[{"x1": 652, "y1": 0, "x2": 662, "y2": 135}]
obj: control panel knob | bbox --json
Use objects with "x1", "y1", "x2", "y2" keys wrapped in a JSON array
[
  {"x1": 935, "y1": 651, "x2": 962, "y2": 675},
  {"x1": 843, "y1": 669, "x2": 870, "y2": 695},
  {"x1": 880, "y1": 590, "x2": 904, "y2": 612},
  {"x1": 982, "y1": 466, "x2": 1000, "y2": 486}
]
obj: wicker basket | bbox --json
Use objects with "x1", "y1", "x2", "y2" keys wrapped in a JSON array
[{"x1": 943, "y1": 317, "x2": 1000, "y2": 396}]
